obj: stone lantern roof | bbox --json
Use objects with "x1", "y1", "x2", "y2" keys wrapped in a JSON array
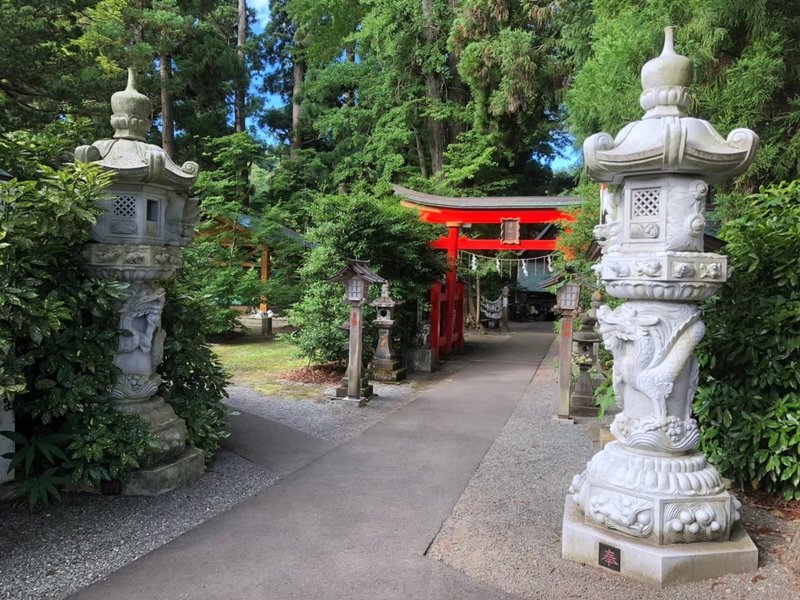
[
  {"x1": 583, "y1": 27, "x2": 758, "y2": 184},
  {"x1": 75, "y1": 68, "x2": 199, "y2": 189}
]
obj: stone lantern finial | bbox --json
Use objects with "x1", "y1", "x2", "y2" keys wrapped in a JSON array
[
  {"x1": 110, "y1": 68, "x2": 152, "y2": 141},
  {"x1": 640, "y1": 27, "x2": 693, "y2": 119}
]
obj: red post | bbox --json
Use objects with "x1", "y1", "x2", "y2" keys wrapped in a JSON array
[
  {"x1": 444, "y1": 224, "x2": 460, "y2": 355},
  {"x1": 454, "y1": 281, "x2": 465, "y2": 352}
]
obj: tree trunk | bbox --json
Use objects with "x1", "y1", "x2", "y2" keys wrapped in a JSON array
[
  {"x1": 412, "y1": 124, "x2": 429, "y2": 179},
  {"x1": 290, "y1": 39, "x2": 305, "y2": 157},
  {"x1": 235, "y1": 0, "x2": 247, "y2": 133},
  {"x1": 447, "y1": 0, "x2": 467, "y2": 143},
  {"x1": 159, "y1": 54, "x2": 176, "y2": 159},
  {"x1": 422, "y1": 0, "x2": 445, "y2": 175}
]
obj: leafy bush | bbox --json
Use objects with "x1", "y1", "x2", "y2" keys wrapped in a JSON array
[
  {"x1": 0, "y1": 137, "x2": 165, "y2": 508},
  {"x1": 695, "y1": 181, "x2": 800, "y2": 500},
  {"x1": 288, "y1": 192, "x2": 444, "y2": 365},
  {"x1": 159, "y1": 282, "x2": 230, "y2": 460}
]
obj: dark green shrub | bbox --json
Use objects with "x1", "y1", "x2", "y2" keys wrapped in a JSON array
[
  {"x1": 159, "y1": 283, "x2": 230, "y2": 460},
  {"x1": 0, "y1": 139, "x2": 162, "y2": 508},
  {"x1": 695, "y1": 181, "x2": 800, "y2": 500},
  {"x1": 288, "y1": 192, "x2": 444, "y2": 365}
]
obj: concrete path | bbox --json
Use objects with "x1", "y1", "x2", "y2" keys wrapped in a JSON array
[{"x1": 71, "y1": 324, "x2": 555, "y2": 600}]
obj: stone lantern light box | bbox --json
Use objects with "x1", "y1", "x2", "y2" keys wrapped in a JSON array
[
  {"x1": 328, "y1": 260, "x2": 386, "y2": 304},
  {"x1": 557, "y1": 282, "x2": 581, "y2": 311}
]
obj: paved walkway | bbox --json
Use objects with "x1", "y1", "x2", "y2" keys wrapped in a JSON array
[{"x1": 71, "y1": 324, "x2": 555, "y2": 600}]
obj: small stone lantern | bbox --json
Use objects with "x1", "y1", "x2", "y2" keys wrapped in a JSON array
[
  {"x1": 75, "y1": 68, "x2": 203, "y2": 495},
  {"x1": 370, "y1": 282, "x2": 406, "y2": 382},
  {"x1": 570, "y1": 290, "x2": 603, "y2": 417},
  {"x1": 328, "y1": 260, "x2": 386, "y2": 405}
]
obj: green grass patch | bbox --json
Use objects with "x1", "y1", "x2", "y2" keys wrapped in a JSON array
[{"x1": 211, "y1": 337, "x2": 322, "y2": 398}]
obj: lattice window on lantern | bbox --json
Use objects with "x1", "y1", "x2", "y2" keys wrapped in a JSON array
[
  {"x1": 631, "y1": 188, "x2": 661, "y2": 218},
  {"x1": 113, "y1": 194, "x2": 138, "y2": 217}
]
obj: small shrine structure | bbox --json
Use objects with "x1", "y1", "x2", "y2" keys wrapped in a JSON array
[
  {"x1": 562, "y1": 28, "x2": 759, "y2": 585},
  {"x1": 393, "y1": 186, "x2": 581, "y2": 359}
]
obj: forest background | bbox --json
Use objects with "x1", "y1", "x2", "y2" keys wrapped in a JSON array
[{"x1": 1, "y1": 0, "x2": 799, "y2": 503}]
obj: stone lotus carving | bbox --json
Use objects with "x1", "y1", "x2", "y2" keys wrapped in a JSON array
[
  {"x1": 604, "y1": 280, "x2": 723, "y2": 301},
  {"x1": 576, "y1": 442, "x2": 725, "y2": 498}
]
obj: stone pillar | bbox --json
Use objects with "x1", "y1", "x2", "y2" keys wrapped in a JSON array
[
  {"x1": 562, "y1": 28, "x2": 760, "y2": 585},
  {"x1": 370, "y1": 283, "x2": 406, "y2": 382},
  {"x1": 501, "y1": 285, "x2": 509, "y2": 331},
  {"x1": 75, "y1": 69, "x2": 204, "y2": 495},
  {"x1": 330, "y1": 261, "x2": 384, "y2": 405}
]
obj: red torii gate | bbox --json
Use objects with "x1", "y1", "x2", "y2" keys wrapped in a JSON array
[{"x1": 393, "y1": 185, "x2": 580, "y2": 359}]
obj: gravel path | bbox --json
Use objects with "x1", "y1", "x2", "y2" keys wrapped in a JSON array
[
  {"x1": 225, "y1": 378, "x2": 428, "y2": 445},
  {"x1": 0, "y1": 450, "x2": 275, "y2": 600},
  {"x1": 427, "y1": 339, "x2": 800, "y2": 599}
]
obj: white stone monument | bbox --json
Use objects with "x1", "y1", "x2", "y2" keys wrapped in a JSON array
[
  {"x1": 75, "y1": 69, "x2": 204, "y2": 495},
  {"x1": 561, "y1": 28, "x2": 760, "y2": 585}
]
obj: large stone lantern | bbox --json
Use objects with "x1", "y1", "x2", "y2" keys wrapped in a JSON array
[
  {"x1": 75, "y1": 69, "x2": 204, "y2": 495},
  {"x1": 562, "y1": 29, "x2": 759, "y2": 585}
]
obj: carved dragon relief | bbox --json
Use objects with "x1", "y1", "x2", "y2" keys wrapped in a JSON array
[
  {"x1": 113, "y1": 285, "x2": 166, "y2": 392},
  {"x1": 597, "y1": 302, "x2": 705, "y2": 452}
]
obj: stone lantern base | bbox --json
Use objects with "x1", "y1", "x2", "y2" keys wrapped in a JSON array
[
  {"x1": 115, "y1": 396, "x2": 205, "y2": 495},
  {"x1": 370, "y1": 357, "x2": 406, "y2": 382},
  {"x1": 562, "y1": 496, "x2": 757, "y2": 586}
]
